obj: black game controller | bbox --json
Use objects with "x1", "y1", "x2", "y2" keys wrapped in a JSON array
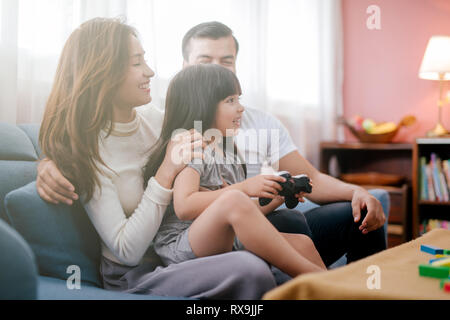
[{"x1": 259, "y1": 171, "x2": 312, "y2": 209}]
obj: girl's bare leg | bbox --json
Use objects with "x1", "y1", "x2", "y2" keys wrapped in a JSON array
[
  {"x1": 188, "y1": 190, "x2": 324, "y2": 278},
  {"x1": 281, "y1": 233, "x2": 326, "y2": 270}
]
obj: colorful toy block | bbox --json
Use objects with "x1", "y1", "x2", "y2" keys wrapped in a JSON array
[
  {"x1": 418, "y1": 264, "x2": 450, "y2": 279},
  {"x1": 431, "y1": 257, "x2": 450, "y2": 268},
  {"x1": 429, "y1": 257, "x2": 448, "y2": 264},
  {"x1": 420, "y1": 245, "x2": 444, "y2": 255},
  {"x1": 444, "y1": 283, "x2": 450, "y2": 293},
  {"x1": 418, "y1": 246, "x2": 450, "y2": 293},
  {"x1": 440, "y1": 278, "x2": 450, "y2": 289}
]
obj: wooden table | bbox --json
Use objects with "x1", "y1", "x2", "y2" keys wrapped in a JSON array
[{"x1": 264, "y1": 229, "x2": 450, "y2": 300}]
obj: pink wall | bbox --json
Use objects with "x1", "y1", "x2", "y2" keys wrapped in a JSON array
[{"x1": 342, "y1": 0, "x2": 450, "y2": 142}]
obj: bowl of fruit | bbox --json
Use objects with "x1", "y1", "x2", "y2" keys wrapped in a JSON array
[{"x1": 339, "y1": 115, "x2": 416, "y2": 143}]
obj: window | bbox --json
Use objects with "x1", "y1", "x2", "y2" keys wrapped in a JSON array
[
  {"x1": 3, "y1": 0, "x2": 332, "y2": 124},
  {"x1": 0, "y1": 0, "x2": 3, "y2": 42},
  {"x1": 266, "y1": 0, "x2": 320, "y2": 106},
  {"x1": 18, "y1": 0, "x2": 71, "y2": 55}
]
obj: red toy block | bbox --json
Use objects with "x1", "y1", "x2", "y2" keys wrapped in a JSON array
[
  {"x1": 444, "y1": 282, "x2": 450, "y2": 293},
  {"x1": 440, "y1": 278, "x2": 450, "y2": 289}
]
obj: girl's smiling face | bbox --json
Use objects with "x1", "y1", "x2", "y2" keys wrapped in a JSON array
[{"x1": 213, "y1": 94, "x2": 245, "y2": 136}]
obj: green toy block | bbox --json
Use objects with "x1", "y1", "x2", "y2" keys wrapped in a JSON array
[
  {"x1": 418, "y1": 264, "x2": 450, "y2": 279},
  {"x1": 444, "y1": 249, "x2": 450, "y2": 256}
]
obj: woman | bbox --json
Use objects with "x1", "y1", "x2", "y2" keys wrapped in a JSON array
[{"x1": 38, "y1": 17, "x2": 276, "y2": 299}]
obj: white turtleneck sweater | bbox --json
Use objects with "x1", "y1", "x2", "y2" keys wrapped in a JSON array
[{"x1": 82, "y1": 105, "x2": 173, "y2": 266}]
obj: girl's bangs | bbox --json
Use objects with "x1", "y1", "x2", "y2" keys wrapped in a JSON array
[{"x1": 216, "y1": 68, "x2": 242, "y2": 100}]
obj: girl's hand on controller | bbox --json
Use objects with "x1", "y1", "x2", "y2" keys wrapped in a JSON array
[
  {"x1": 239, "y1": 175, "x2": 286, "y2": 199},
  {"x1": 272, "y1": 195, "x2": 286, "y2": 206}
]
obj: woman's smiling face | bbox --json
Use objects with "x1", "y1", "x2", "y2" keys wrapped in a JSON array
[
  {"x1": 213, "y1": 94, "x2": 245, "y2": 136},
  {"x1": 114, "y1": 35, "x2": 155, "y2": 118}
]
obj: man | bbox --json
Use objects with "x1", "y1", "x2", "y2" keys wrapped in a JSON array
[
  {"x1": 37, "y1": 21, "x2": 387, "y2": 281},
  {"x1": 180, "y1": 22, "x2": 387, "y2": 266}
]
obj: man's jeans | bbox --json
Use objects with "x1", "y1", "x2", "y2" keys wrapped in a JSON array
[{"x1": 267, "y1": 189, "x2": 390, "y2": 284}]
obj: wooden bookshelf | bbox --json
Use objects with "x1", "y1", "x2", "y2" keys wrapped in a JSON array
[
  {"x1": 412, "y1": 138, "x2": 450, "y2": 238},
  {"x1": 419, "y1": 200, "x2": 450, "y2": 206},
  {"x1": 319, "y1": 141, "x2": 413, "y2": 247}
]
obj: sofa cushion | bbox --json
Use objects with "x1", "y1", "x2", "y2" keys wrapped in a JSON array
[
  {"x1": 0, "y1": 122, "x2": 40, "y2": 223},
  {"x1": 18, "y1": 123, "x2": 42, "y2": 157},
  {"x1": 5, "y1": 181, "x2": 102, "y2": 287},
  {"x1": 37, "y1": 276, "x2": 180, "y2": 300},
  {"x1": 0, "y1": 122, "x2": 37, "y2": 161},
  {"x1": 0, "y1": 160, "x2": 37, "y2": 223}
]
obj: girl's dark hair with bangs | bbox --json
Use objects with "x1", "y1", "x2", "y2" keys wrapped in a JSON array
[{"x1": 143, "y1": 64, "x2": 242, "y2": 187}]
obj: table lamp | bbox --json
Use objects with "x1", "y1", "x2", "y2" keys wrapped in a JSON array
[{"x1": 418, "y1": 35, "x2": 450, "y2": 137}]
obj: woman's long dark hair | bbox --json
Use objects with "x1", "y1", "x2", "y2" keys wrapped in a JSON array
[{"x1": 143, "y1": 64, "x2": 241, "y2": 187}]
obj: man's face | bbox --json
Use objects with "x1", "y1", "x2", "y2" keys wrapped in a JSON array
[{"x1": 183, "y1": 35, "x2": 237, "y2": 73}]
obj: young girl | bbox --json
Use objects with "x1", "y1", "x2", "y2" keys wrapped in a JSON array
[{"x1": 146, "y1": 64, "x2": 326, "y2": 277}]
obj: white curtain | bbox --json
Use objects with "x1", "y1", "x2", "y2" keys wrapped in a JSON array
[{"x1": 0, "y1": 0, "x2": 343, "y2": 166}]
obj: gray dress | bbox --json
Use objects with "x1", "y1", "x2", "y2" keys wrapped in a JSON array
[{"x1": 154, "y1": 138, "x2": 247, "y2": 266}]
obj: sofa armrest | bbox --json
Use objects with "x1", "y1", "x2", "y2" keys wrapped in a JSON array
[{"x1": 0, "y1": 218, "x2": 38, "y2": 299}]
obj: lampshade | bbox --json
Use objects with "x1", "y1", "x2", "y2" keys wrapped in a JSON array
[{"x1": 418, "y1": 35, "x2": 450, "y2": 80}]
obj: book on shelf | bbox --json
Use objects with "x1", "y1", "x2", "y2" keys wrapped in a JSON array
[
  {"x1": 419, "y1": 219, "x2": 450, "y2": 235},
  {"x1": 420, "y1": 154, "x2": 450, "y2": 202},
  {"x1": 444, "y1": 160, "x2": 450, "y2": 198},
  {"x1": 420, "y1": 157, "x2": 428, "y2": 200}
]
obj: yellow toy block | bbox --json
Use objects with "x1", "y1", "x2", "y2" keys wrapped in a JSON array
[{"x1": 432, "y1": 257, "x2": 450, "y2": 267}]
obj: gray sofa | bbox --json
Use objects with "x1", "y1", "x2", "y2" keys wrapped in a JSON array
[{"x1": 0, "y1": 122, "x2": 177, "y2": 299}]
